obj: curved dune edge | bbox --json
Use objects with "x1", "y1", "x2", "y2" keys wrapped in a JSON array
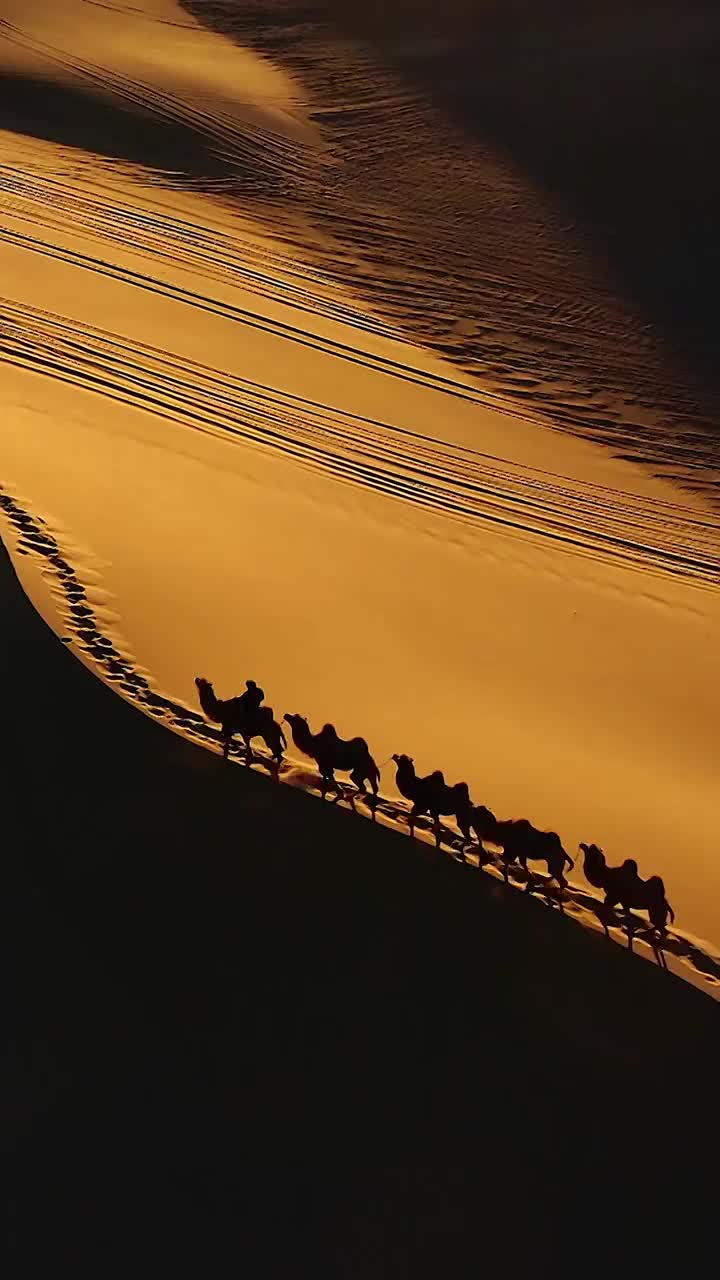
[{"x1": 3, "y1": 482, "x2": 718, "y2": 997}]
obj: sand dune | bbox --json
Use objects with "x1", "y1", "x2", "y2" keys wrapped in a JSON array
[
  {"x1": 1, "y1": 0, "x2": 719, "y2": 986},
  {"x1": 4, "y1": 482, "x2": 719, "y2": 993},
  {"x1": 5, "y1": 526, "x2": 718, "y2": 1270},
  {"x1": 181, "y1": 0, "x2": 720, "y2": 494}
]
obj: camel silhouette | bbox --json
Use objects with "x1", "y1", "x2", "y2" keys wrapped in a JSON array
[
  {"x1": 471, "y1": 805, "x2": 573, "y2": 900},
  {"x1": 283, "y1": 714, "x2": 380, "y2": 801},
  {"x1": 391, "y1": 754, "x2": 473, "y2": 848},
  {"x1": 195, "y1": 677, "x2": 286, "y2": 764},
  {"x1": 580, "y1": 843, "x2": 675, "y2": 951}
]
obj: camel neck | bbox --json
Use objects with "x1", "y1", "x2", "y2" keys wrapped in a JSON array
[{"x1": 200, "y1": 686, "x2": 221, "y2": 720}]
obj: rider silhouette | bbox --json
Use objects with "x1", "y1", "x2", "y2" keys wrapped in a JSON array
[{"x1": 238, "y1": 679, "x2": 264, "y2": 718}]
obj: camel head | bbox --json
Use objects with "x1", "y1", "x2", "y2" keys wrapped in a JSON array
[
  {"x1": 579, "y1": 842, "x2": 604, "y2": 860},
  {"x1": 471, "y1": 804, "x2": 497, "y2": 839},
  {"x1": 195, "y1": 675, "x2": 215, "y2": 703},
  {"x1": 391, "y1": 753, "x2": 414, "y2": 769},
  {"x1": 283, "y1": 712, "x2": 309, "y2": 734},
  {"x1": 195, "y1": 677, "x2": 222, "y2": 722},
  {"x1": 580, "y1": 843, "x2": 610, "y2": 878}
]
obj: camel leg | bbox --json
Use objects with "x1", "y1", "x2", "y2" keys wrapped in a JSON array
[
  {"x1": 222, "y1": 730, "x2": 232, "y2": 761},
  {"x1": 651, "y1": 925, "x2": 668, "y2": 969},
  {"x1": 325, "y1": 769, "x2": 341, "y2": 802},
  {"x1": 242, "y1": 734, "x2": 252, "y2": 765},
  {"x1": 457, "y1": 819, "x2": 470, "y2": 863},
  {"x1": 356, "y1": 773, "x2": 379, "y2": 824},
  {"x1": 365, "y1": 777, "x2": 378, "y2": 822}
]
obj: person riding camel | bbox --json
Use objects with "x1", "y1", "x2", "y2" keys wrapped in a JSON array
[{"x1": 237, "y1": 679, "x2": 264, "y2": 719}]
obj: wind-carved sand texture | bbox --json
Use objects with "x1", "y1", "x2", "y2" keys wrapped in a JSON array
[
  {"x1": 1, "y1": 2, "x2": 719, "y2": 984},
  {"x1": 178, "y1": 0, "x2": 720, "y2": 498},
  {"x1": 2, "y1": 485, "x2": 719, "y2": 995}
]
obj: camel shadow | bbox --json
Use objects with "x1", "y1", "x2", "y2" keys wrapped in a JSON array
[{"x1": 7, "y1": 478, "x2": 718, "y2": 992}]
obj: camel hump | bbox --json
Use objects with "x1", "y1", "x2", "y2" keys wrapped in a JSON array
[
  {"x1": 429, "y1": 770, "x2": 445, "y2": 784},
  {"x1": 646, "y1": 875, "x2": 666, "y2": 899},
  {"x1": 512, "y1": 818, "x2": 532, "y2": 835}
]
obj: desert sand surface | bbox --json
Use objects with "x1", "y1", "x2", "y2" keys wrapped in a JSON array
[
  {"x1": 3, "y1": 1, "x2": 720, "y2": 1264},
  {"x1": 4, "y1": 536, "x2": 719, "y2": 1268},
  {"x1": 2, "y1": 0, "x2": 718, "y2": 989}
]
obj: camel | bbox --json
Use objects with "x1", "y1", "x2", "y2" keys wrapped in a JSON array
[
  {"x1": 195, "y1": 677, "x2": 286, "y2": 764},
  {"x1": 391, "y1": 754, "x2": 473, "y2": 848},
  {"x1": 580, "y1": 843, "x2": 675, "y2": 952},
  {"x1": 283, "y1": 714, "x2": 380, "y2": 801},
  {"x1": 471, "y1": 805, "x2": 573, "y2": 900}
]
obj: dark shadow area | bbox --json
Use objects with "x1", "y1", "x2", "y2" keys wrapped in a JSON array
[
  {"x1": 337, "y1": 1, "x2": 720, "y2": 370},
  {"x1": 3, "y1": 526, "x2": 718, "y2": 1268},
  {"x1": 4, "y1": 484, "x2": 719, "y2": 992},
  {"x1": 202, "y1": 1, "x2": 720, "y2": 371},
  {"x1": 181, "y1": 1, "x2": 720, "y2": 488},
  {"x1": 0, "y1": 69, "x2": 263, "y2": 186}
]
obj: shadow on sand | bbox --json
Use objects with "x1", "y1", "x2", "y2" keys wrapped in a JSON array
[
  {"x1": 181, "y1": 0, "x2": 720, "y2": 485},
  {"x1": 2, "y1": 482, "x2": 718, "y2": 992},
  {"x1": 0, "y1": 68, "x2": 299, "y2": 196}
]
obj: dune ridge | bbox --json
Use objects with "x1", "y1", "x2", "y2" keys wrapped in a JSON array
[
  {"x1": 3, "y1": 482, "x2": 718, "y2": 994},
  {"x1": 4, "y1": 517, "x2": 718, "y2": 1268},
  {"x1": 2, "y1": 1, "x2": 719, "y2": 989}
]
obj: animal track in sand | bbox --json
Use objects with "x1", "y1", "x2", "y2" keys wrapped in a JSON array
[{"x1": 2, "y1": 482, "x2": 718, "y2": 993}]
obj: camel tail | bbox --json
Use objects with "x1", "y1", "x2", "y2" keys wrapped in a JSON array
[
  {"x1": 668, "y1": 900, "x2": 675, "y2": 924},
  {"x1": 564, "y1": 850, "x2": 574, "y2": 870}
]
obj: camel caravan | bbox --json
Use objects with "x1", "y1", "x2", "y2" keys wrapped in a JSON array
[{"x1": 195, "y1": 675, "x2": 675, "y2": 961}]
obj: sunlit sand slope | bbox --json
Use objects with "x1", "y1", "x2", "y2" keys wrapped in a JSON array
[{"x1": 1, "y1": 1, "x2": 718, "y2": 985}]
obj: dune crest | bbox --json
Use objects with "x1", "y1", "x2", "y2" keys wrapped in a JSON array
[
  {"x1": 2, "y1": 485, "x2": 719, "y2": 996},
  {"x1": 1, "y1": 1, "x2": 718, "y2": 984}
]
